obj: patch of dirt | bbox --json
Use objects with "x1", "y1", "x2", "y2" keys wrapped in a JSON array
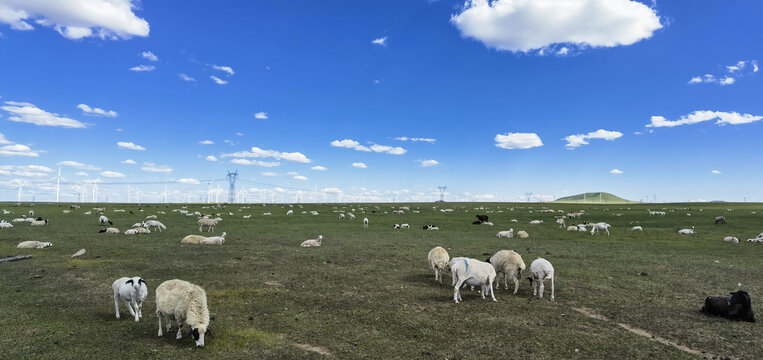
[
  {"x1": 264, "y1": 281, "x2": 285, "y2": 287},
  {"x1": 294, "y1": 343, "x2": 334, "y2": 358}
]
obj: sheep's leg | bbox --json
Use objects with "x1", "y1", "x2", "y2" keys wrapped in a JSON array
[
  {"x1": 453, "y1": 278, "x2": 465, "y2": 303},
  {"x1": 606, "y1": 228, "x2": 610, "y2": 236},
  {"x1": 532, "y1": 278, "x2": 538, "y2": 296},
  {"x1": 199, "y1": 225, "x2": 203, "y2": 232},
  {"x1": 166, "y1": 315, "x2": 173, "y2": 332},
  {"x1": 504, "y1": 273, "x2": 509, "y2": 290},
  {"x1": 539, "y1": 279, "x2": 545, "y2": 299},
  {"x1": 125, "y1": 300, "x2": 137, "y2": 319},
  {"x1": 114, "y1": 293, "x2": 120, "y2": 319},
  {"x1": 512, "y1": 275, "x2": 520, "y2": 295},
  {"x1": 488, "y1": 278, "x2": 497, "y2": 302},
  {"x1": 434, "y1": 269, "x2": 439, "y2": 282},
  {"x1": 157, "y1": 312, "x2": 163, "y2": 337},
  {"x1": 550, "y1": 275, "x2": 555, "y2": 301},
  {"x1": 131, "y1": 299, "x2": 139, "y2": 322},
  {"x1": 176, "y1": 320, "x2": 184, "y2": 340}
]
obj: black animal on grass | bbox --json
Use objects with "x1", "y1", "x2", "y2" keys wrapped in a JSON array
[
  {"x1": 476, "y1": 215, "x2": 488, "y2": 222},
  {"x1": 701, "y1": 290, "x2": 755, "y2": 322}
]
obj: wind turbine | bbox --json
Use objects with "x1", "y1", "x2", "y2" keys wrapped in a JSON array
[
  {"x1": 92, "y1": 178, "x2": 101, "y2": 203},
  {"x1": 16, "y1": 183, "x2": 24, "y2": 203},
  {"x1": 50, "y1": 167, "x2": 68, "y2": 203}
]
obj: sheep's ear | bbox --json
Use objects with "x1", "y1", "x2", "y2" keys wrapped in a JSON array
[
  {"x1": 139, "y1": 279, "x2": 146, "y2": 285},
  {"x1": 205, "y1": 328, "x2": 212, "y2": 336},
  {"x1": 125, "y1": 279, "x2": 134, "y2": 285},
  {"x1": 192, "y1": 328, "x2": 200, "y2": 341}
]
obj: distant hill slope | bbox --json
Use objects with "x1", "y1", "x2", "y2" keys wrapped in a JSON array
[{"x1": 554, "y1": 192, "x2": 638, "y2": 204}]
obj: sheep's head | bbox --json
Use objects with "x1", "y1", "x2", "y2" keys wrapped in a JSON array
[
  {"x1": 192, "y1": 325, "x2": 211, "y2": 347},
  {"x1": 43, "y1": 242, "x2": 53, "y2": 248},
  {"x1": 729, "y1": 291, "x2": 752, "y2": 309}
]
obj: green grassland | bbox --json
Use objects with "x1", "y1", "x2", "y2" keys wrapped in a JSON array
[
  {"x1": 554, "y1": 192, "x2": 638, "y2": 204},
  {"x1": 0, "y1": 202, "x2": 760, "y2": 359}
]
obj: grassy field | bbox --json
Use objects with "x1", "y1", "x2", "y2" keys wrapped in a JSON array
[{"x1": 0, "y1": 202, "x2": 760, "y2": 359}]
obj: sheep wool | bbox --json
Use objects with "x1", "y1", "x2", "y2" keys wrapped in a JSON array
[
  {"x1": 487, "y1": 250, "x2": 526, "y2": 294},
  {"x1": 427, "y1": 246, "x2": 450, "y2": 283},
  {"x1": 156, "y1": 279, "x2": 211, "y2": 347},
  {"x1": 181, "y1": 235, "x2": 207, "y2": 244},
  {"x1": 17, "y1": 241, "x2": 53, "y2": 249}
]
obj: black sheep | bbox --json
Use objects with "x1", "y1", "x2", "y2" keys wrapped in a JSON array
[{"x1": 701, "y1": 290, "x2": 755, "y2": 322}]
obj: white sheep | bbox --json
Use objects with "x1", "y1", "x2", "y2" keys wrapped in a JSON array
[
  {"x1": 487, "y1": 250, "x2": 526, "y2": 294},
  {"x1": 0, "y1": 220, "x2": 13, "y2": 229},
  {"x1": 143, "y1": 220, "x2": 166, "y2": 232},
  {"x1": 339, "y1": 213, "x2": 345, "y2": 220},
  {"x1": 566, "y1": 225, "x2": 577, "y2": 232},
  {"x1": 99, "y1": 215, "x2": 113, "y2": 225},
  {"x1": 631, "y1": 226, "x2": 643, "y2": 231},
  {"x1": 556, "y1": 218, "x2": 565, "y2": 228},
  {"x1": 99, "y1": 227, "x2": 120, "y2": 234},
  {"x1": 590, "y1": 222, "x2": 610, "y2": 235},
  {"x1": 529, "y1": 220, "x2": 543, "y2": 225},
  {"x1": 427, "y1": 246, "x2": 450, "y2": 283},
  {"x1": 678, "y1": 227, "x2": 695, "y2": 235},
  {"x1": 496, "y1": 229, "x2": 514, "y2": 238},
  {"x1": 363, "y1": 217, "x2": 369, "y2": 229},
  {"x1": 510, "y1": 219, "x2": 518, "y2": 223},
  {"x1": 28, "y1": 210, "x2": 34, "y2": 217},
  {"x1": 201, "y1": 232, "x2": 226, "y2": 245},
  {"x1": 286, "y1": 210, "x2": 294, "y2": 215},
  {"x1": 156, "y1": 279, "x2": 210, "y2": 347},
  {"x1": 401, "y1": 223, "x2": 410, "y2": 229},
  {"x1": 30, "y1": 219, "x2": 49, "y2": 226},
  {"x1": 449, "y1": 257, "x2": 497, "y2": 303},
  {"x1": 723, "y1": 236, "x2": 739, "y2": 243},
  {"x1": 527, "y1": 258, "x2": 555, "y2": 301},
  {"x1": 17, "y1": 241, "x2": 53, "y2": 249},
  {"x1": 482, "y1": 221, "x2": 494, "y2": 226},
  {"x1": 145, "y1": 215, "x2": 158, "y2": 219},
  {"x1": 135, "y1": 227, "x2": 150, "y2": 234},
  {"x1": 124, "y1": 228, "x2": 139, "y2": 235},
  {"x1": 112, "y1": 277, "x2": 148, "y2": 322},
  {"x1": 243, "y1": 215, "x2": 252, "y2": 219},
  {"x1": 348, "y1": 213, "x2": 356, "y2": 220},
  {"x1": 517, "y1": 230, "x2": 529, "y2": 238},
  {"x1": 300, "y1": 235, "x2": 323, "y2": 247},
  {"x1": 181, "y1": 235, "x2": 207, "y2": 244},
  {"x1": 198, "y1": 218, "x2": 217, "y2": 232}
]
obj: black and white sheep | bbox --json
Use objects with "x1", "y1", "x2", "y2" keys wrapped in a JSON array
[
  {"x1": 99, "y1": 215, "x2": 113, "y2": 226},
  {"x1": 112, "y1": 277, "x2": 148, "y2": 322},
  {"x1": 701, "y1": 290, "x2": 755, "y2": 322}
]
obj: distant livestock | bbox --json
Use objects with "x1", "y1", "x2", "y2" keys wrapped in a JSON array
[
  {"x1": 590, "y1": 222, "x2": 610, "y2": 235},
  {"x1": 701, "y1": 290, "x2": 755, "y2": 323},
  {"x1": 715, "y1": 216, "x2": 726, "y2": 224}
]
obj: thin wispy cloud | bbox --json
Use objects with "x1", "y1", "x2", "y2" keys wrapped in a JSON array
[
  {"x1": 212, "y1": 65, "x2": 234, "y2": 75},
  {"x1": 331, "y1": 139, "x2": 406, "y2": 155},
  {"x1": 101, "y1": 170, "x2": 126, "y2": 178},
  {"x1": 129, "y1": 65, "x2": 155, "y2": 72},
  {"x1": 2, "y1": 101, "x2": 87, "y2": 128},
  {"x1": 254, "y1": 112, "x2": 268, "y2": 119},
  {"x1": 371, "y1": 36, "x2": 388, "y2": 46},
  {"x1": 57, "y1": 161, "x2": 100, "y2": 171},
  {"x1": 688, "y1": 60, "x2": 758, "y2": 85},
  {"x1": 177, "y1": 178, "x2": 200, "y2": 184},
  {"x1": 121, "y1": 159, "x2": 136, "y2": 165},
  {"x1": 77, "y1": 104, "x2": 117, "y2": 117},
  {"x1": 311, "y1": 166, "x2": 327, "y2": 171},
  {"x1": 230, "y1": 159, "x2": 280, "y2": 167},
  {"x1": 178, "y1": 73, "x2": 196, "y2": 82},
  {"x1": 647, "y1": 111, "x2": 763, "y2": 128},
  {"x1": 0, "y1": 133, "x2": 42, "y2": 157},
  {"x1": 417, "y1": 159, "x2": 440, "y2": 167},
  {"x1": 142, "y1": 51, "x2": 158, "y2": 61},
  {"x1": 261, "y1": 172, "x2": 277, "y2": 177},
  {"x1": 395, "y1": 137, "x2": 436, "y2": 143},
  {"x1": 117, "y1": 141, "x2": 146, "y2": 151},
  {"x1": 210, "y1": 76, "x2": 228, "y2": 85},
  {"x1": 199, "y1": 140, "x2": 214, "y2": 145},
  {"x1": 352, "y1": 162, "x2": 367, "y2": 169},
  {"x1": 293, "y1": 175, "x2": 308, "y2": 181},
  {"x1": 494, "y1": 132, "x2": 543, "y2": 149},
  {"x1": 0, "y1": 165, "x2": 53, "y2": 177},
  {"x1": 610, "y1": 169, "x2": 624, "y2": 174},
  {"x1": 222, "y1": 146, "x2": 311, "y2": 163},
  {"x1": 141, "y1": 163, "x2": 172, "y2": 173},
  {"x1": 205, "y1": 155, "x2": 218, "y2": 162},
  {"x1": 711, "y1": 170, "x2": 721, "y2": 175},
  {"x1": 564, "y1": 129, "x2": 623, "y2": 149}
]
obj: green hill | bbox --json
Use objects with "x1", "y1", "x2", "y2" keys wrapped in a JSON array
[{"x1": 554, "y1": 192, "x2": 637, "y2": 204}]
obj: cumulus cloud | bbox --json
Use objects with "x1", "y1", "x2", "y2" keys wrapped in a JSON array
[
  {"x1": 199, "y1": 140, "x2": 214, "y2": 145},
  {"x1": 711, "y1": 170, "x2": 721, "y2": 175},
  {"x1": 212, "y1": 64, "x2": 234, "y2": 75},
  {"x1": 141, "y1": 51, "x2": 157, "y2": 61},
  {"x1": 689, "y1": 60, "x2": 758, "y2": 85},
  {"x1": 1, "y1": 101, "x2": 87, "y2": 128},
  {"x1": 0, "y1": 165, "x2": 53, "y2": 177},
  {"x1": 451, "y1": 0, "x2": 662, "y2": 53},
  {"x1": 177, "y1": 178, "x2": 200, "y2": 184},
  {"x1": 610, "y1": 169, "x2": 624, "y2": 174},
  {"x1": 394, "y1": 136, "x2": 436, "y2": 143},
  {"x1": 141, "y1": 163, "x2": 172, "y2": 173},
  {"x1": 121, "y1": 159, "x2": 136, "y2": 165},
  {"x1": 77, "y1": 103, "x2": 117, "y2": 117},
  {"x1": 719, "y1": 77, "x2": 735, "y2": 86},
  {"x1": 210, "y1": 75, "x2": 228, "y2": 85},
  {"x1": 331, "y1": 139, "x2": 406, "y2": 155},
  {"x1": 178, "y1": 73, "x2": 196, "y2": 82},
  {"x1": 222, "y1": 146, "x2": 311, "y2": 163},
  {"x1": 371, "y1": 36, "x2": 388, "y2": 46},
  {"x1": 261, "y1": 172, "x2": 277, "y2": 177},
  {"x1": 117, "y1": 141, "x2": 145, "y2": 151},
  {"x1": 352, "y1": 162, "x2": 367, "y2": 169},
  {"x1": 0, "y1": 0, "x2": 150, "y2": 40},
  {"x1": 0, "y1": 133, "x2": 42, "y2": 157},
  {"x1": 205, "y1": 155, "x2": 218, "y2": 162},
  {"x1": 311, "y1": 165, "x2": 327, "y2": 171},
  {"x1": 494, "y1": 132, "x2": 543, "y2": 149},
  {"x1": 293, "y1": 175, "x2": 307, "y2": 181},
  {"x1": 57, "y1": 160, "x2": 99, "y2": 171},
  {"x1": 129, "y1": 65, "x2": 155, "y2": 72},
  {"x1": 254, "y1": 112, "x2": 268, "y2": 119},
  {"x1": 647, "y1": 111, "x2": 763, "y2": 128},
  {"x1": 101, "y1": 170, "x2": 125, "y2": 178},
  {"x1": 417, "y1": 159, "x2": 440, "y2": 167},
  {"x1": 564, "y1": 129, "x2": 623, "y2": 149},
  {"x1": 230, "y1": 159, "x2": 280, "y2": 167}
]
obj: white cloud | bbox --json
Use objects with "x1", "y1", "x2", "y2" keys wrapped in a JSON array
[
  {"x1": 101, "y1": 170, "x2": 125, "y2": 178},
  {"x1": 690, "y1": 61, "x2": 758, "y2": 85},
  {"x1": 210, "y1": 75, "x2": 227, "y2": 85},
  {"x1": 205, "y1": 155, "x2": 218, "y2": 162},
  {"x1": 395, "y1": 136, "x2": 436, "y2": 143},
  {"x1": 352, "y1": 162, "x2": 367, "y2": 169},
  {"x1": 371, "y1": 36, "x2": 388, "y2": 46},
  {"x1": 236, "y1": 132, "x2": 244, "y2": 136},
  {"x1": 688, "y1": 76, "x2": 703, "y2": 84},
  {"x1": 331, "y1": 139, "x2": 370, "y2": 152},
  {"x1": 222, "y1": 146, "x2": 311, "y2": 163},
  {"x1": 711, "y1": 170, "x2": 721, "y2": 175},
  {"x1": 0, "y1": 165, "x2": 53, "y2": 177},
  {"x1": 75, "y1": 171, "x2": 88, "y2": 176},
  {"x1": 0, "y1": 0, "x2": 150, "y2": 40},
  {"x1": 129, "y1": 65, "x2": 155, "y2": 72},
  {"x1": 293, "y1": 175, "x2": 308, "y2": 181},
  {"x1": 121, "y1": 159, "x2": 136, "y2": 165},
  {"x1": 311, "y1": 165, "x2": 327, "y2": 171},
  {"x1": 141, "y1": 163, "x2": 172, "y2": 173},
  {"x1": 494, "y1": 132, "x2": 543, "y2": 149},
  {"x1": 610, "y1": 169, "x2": 624, "y2": 174},
  {"x1": 647, "y1": 111, "x2": 763, "y2": 128},
  {"x1": 141, "y1": 51, "x2": 157, "y2": 61},
  {"x1": 0, "y1": 133, "x2": 42, "y2": 157},
  {"x1": 57, "y1": 160, "x2": 99, "y2": 171},
  {"x1": 77, "y1": 103, "x2": 117, "y2": 117},
  {"x1": 1, "y1": 101, "x2": 87, "y2": 128},
  {"x1": 719, "y1": 77, "x2": 735, "y2": 85},
  {"x1": 0, "y1": 133, "x2": 10, "y2": 145},
  {"x1": 451, "y1": 0, "x2": 662, "y2": 53},
  {"x1": 261, "y1": 172, "x2": 277, "y2": 177},
  {"x1": 473, "y1": 193, "x2": 495, "y2": 200},
  {"x1": 117, "y1": 141, "x2": 146, "y2": 151},
  {"x1": 212, "y1": 64, "x2": 234, "y2": 75},
  {"x1": 417, "y1": 159, "x2": 440, "y2": 167},
  {"x1": 230, "y1": 159, "x2": 280, "y2": 167},
  {"x1": 564, "y1": 129, "x2": 623, "y2": 149},
  {"x1": 178, "y1": 73, "x2": 196, "y2": 82},
  {"x1": 331, "y1": 139, "x2": 406, "y2": 155},
  {"x1": 177, "y1": 178, "x2": 200, "y2": 184},
  {"x1": 199, "y1": 140, "x2": 214, "y2": 145},
  {"x1": 557, "y1": 47, "x2": 569, "y2": 55},
  {"x1": 254, "y1": 112, "x2": 268, "y2": 119}
]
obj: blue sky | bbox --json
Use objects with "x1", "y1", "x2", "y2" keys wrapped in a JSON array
[{"x1": 1, "y1": 0, "x2": 762, "y2": 203}]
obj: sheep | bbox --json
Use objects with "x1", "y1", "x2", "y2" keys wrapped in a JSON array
[
  {"x1": 12, "y1": 217, "x2": 31, "y2": 223},
  {"x1": 529, "y1": 220, "x2": 543, "y2": 225},
  {"x1": 99, "y1": 227, "x2": 120, "y2": 234},
  {"x1": 0, "y1": 220, "x2": 13, "y2": 229},
  {"x1": 17, "y1": 241, "x2": 53, "y2": 249},
  {"x1": 496, "y1": 229, "x2": 514, "y2": 238},
  {"x1": 300, "y1": 235, "x2": 323, "y2": 247},
  {"x1": 30, "y1": 219, "x2": 49, "y2": 226},
  {"x1": 566, "y1": 225, "x2": 577, "y2": 232},
  {"x1": 393, "y1": 224, "x2": 401, "y2": 229},
  {"x1": 715, "y1": 216, "x2": 726, "y2": 224},
  {"x1": 339, "y1": 213, "x2": 346, "y2": 220},
  {"x1": 556, "y1": 218, "x2": 565, "y2": 228},
  {"x1": 678, "y1": 227, "x2": 695, "y2": 235},
  {"x1": 487, "y1": 250, "x2": 526, "y2": 294},
  {"x1": 527, "y1": 258, "x2": 555, "y2": 301},
  {"x1": 143, "y1": 220, "x2": 166, "y2": 232},
  {"x1": 590, "y1": 222, "x2": 610, "y2": 235},
  {"x1": 482, "y1": 221, "x2": 494, "y2": 226},
  {"x1": 701, "y1": 290, "x2": 755, "y2": 322},
  {"x1": 198, "y1": 218, "x2": 217, "y2": 232},
  {"x1": 263, "y1": 212, "x2": 272, "y2": 216},
  {"x1": 363, "y1": 217, "x2": 369, "y2": 229},
  {"x1": 723, "y1": 236, "x2": 739, "y2": 243},
  {"x1": 401, "y1": 223, "x2": 409, "y2": 229},
  {"x1": 510, "y1": 219, "x2": 518, "y2": 223},
  {"x1": 28, "y1": 210, "x2": 34, "y2": 217},
  {"x1": 423, "y1": 224, "x2": 440, "y2": 230},
  {"x1": 145, "y1": 215, "x2": 158, "y2": 220},
  {"x1": 348, "y1": 213, "x2": 356, "y2": 220},
  {"x1": 476, "y1": 214, "x2": 489, "y2": 222},
  {"x1": 427, "y1": 246, "x2": 450, "y2": 283},
  {"x1": 516, "y1": 230, "x2": 529, "y2": 238},
  {"x1": 448, "y1": 257, "x2": 497, "y2": 303},
  {"x1": 181, "y1": 235, "x2": 208, "y2": 244},
  {"x1": 99, "y1": 215, "x2": 113, "y2": 226},
  {"x1": 201, "y1": 232, "x2": 226, "y2": 245},
  {"x1": 631, "y1": 226, "x2": 643, "y2": 231},
  {"x1": 124, "y1": 228, "x2": 139, "y2": 235},
  {"x1": 242, "y1": 215, "x2": 252, "y2": 219},
  {"x1": 156, "y1": 279, "x2": 211, "y2": 347},
  {"x1": 286, "y1": 210, "x2": 294, "y2": 215},
  {"x1": 134, "y1": 227, "x2": 151, "y2": 234},
  {"x1": 112, "y1": 277, "x2": 148, "y2": 322}
]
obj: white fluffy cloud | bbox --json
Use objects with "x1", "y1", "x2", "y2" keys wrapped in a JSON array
[
  {"x1": 199, "y1": 140, "x2": 214, "y2": 145},
  {"x1": 122, "y1": 159, "x2": 136, "y2": 165},
  {"x1": 352, "y1": 162, "x2": 367, "y2": 169},
  {"x1": 210, "y1": 75, "x2": 228, "y2": 85},
  {"x1": 230, "y1": 159, "x2": 280, "y2": 167},
  {"x1": 395, "y1": 137, "x2": 436, "y2": 143},
  {"x1": 177, "y1": 178, "x2": 200, "y2": 184},
  {"x1": 129, "y1": 65, "x2": 155, "y2": 72},
  {"x1": 141, "y1": 51, "x2": 157, "y2": 61},
  {"x1": 101, "y1": 170, "x2": 125, "y2": 178},
  {"x1": 293, "y1": 175, "x2": 307, "y2": 181},
  {"x1": 494, "y1": 132, "x2": 543, "y2": 149},
  {"x1": 417, "y1": 159, "x2": 440, "y2": 167},
  {"x1": 0, "y1": 165, "x2": 53, "y2": 177},
  {"x1": 311, "y1": 165, "x2": 327, "y2": 171},
  {"x1": 610, "y1": 169, "x2": 624, "y2": 174},
  {"x1": 141, "y1": 163, "x2": 172, "y2": 173},
  {"x1": 205, "y1": 155, "x2": 218, "y2": 162},
  {"x1": 711, "y1": 170, "x2": 721, "y2": 175},
  {"x1": 1, "y1": 101, "x2": 87, "y2": 128},
  {"x1": 254, "y1": 112, "x2": 268, "y2": 119},
  {"x1": 222, "y1": 146, "x2": 311, "y2": 163},
  {"x1": 57, "y1": 160, "x2": 99, "y2": 171},
  {"x1": 647, "y1": 111, "x2": 763, "y2": 128},
  {"x1": 371, "y1": 36, "x2": 388, "y2": 46},
  {"x1": 564, "y1": 129, "x2": 623, "y2": 149},
  {"x1": 117, "y1": 141, "x2": 145, "y2": 151},
  {"x1": 451, "y1": 0, "x2": 662, "y2": 53},
  {"x1": 0, "y1": 0, "x2": 150, "y2": 40},
  {"x1": 719, "y1": 77, "x2": 735, "y2": 86},
  {"x1": 178, "y1": 73, "x2": 196, "y2": 82},
  {"x1": 212, "y1": 64, "x2": 234, "y2": 75},
  {"x1": 0, "y1": 133, "x2": 42, "y2": 157},
  {"x1": 77, "y1": 103, "x2": 117, "y2": 117},
  {"x1": 331, "y1": 139, "x2": 406, "y2": 155}
]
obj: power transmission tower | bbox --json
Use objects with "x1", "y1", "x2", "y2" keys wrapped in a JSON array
[
  {"x1": 525, "y1": 192, "x2": 533, "y2": 203},
  {"x1": 438, "y1": 186, "x2": 447, "y2": 202},
  {"x1": 227, "y1": 170, "x2": 239, "y2": 203}
]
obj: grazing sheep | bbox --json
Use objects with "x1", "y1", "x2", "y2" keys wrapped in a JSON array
[
  {"x1": 678, "y1": 227, "x2": 695, "y2": 235},
  {"x1": 181, "y1": 235, "x2": 208, "y2": 244},
  {"x1": 363, "y1": 217, "x2": 368, "y2": 229},
  {"x1": 527, "y1": 258, "x2": 555, "y2": 301},
  {"x1": 113, "y1": 277, "x2": 148, "y2": 322},
  {"x1": 242, "y1": 215, "x2": 252, "y2": 219},
  {"x1": 590, "y1": 222, "x2": 610, "y2": 235},
  {"x1": 30, "y1": 219, "x2": 49, "y2": 226},
  {"x1": 449, "y1": 257, "x2": 497, "y2": 303},
  {"x1": 348, "y1": 213, "x2": 356, "y2": 220},
  {"x1": 99, "y1": 215, "x2": 113, "y2": 226},
  {"x1": 723, "y1": 236, "x2": 739, "y2": 244},
  {"x1": 0, "y1": 220, "x2": 13, "y2": 229},
  {"x1": 487, "y1": 250, "x2": 526, "y2": 294},
  {"x1": 423, "y1": 224, "x2": 440, "y2": 231},
  {"x1": 286, "y1": 210, "x2": 294, "y2": 215},
  {"x1": 747, "y1": 233, "x2": 763, "y2": 243},
  {"x1": 28, "y1": 210, "x2": 34, "y2": 217},
  {"x1": 427, "y1": 246, "x2": 450, "y2": 283},
  {"x1": 300, "y1": 235, "x2": 323, "y2": 247},
  {"x1": 99, "y1": 227, "x2": 120, "y2": 234},
  {"x1": 201, "y1": 232, "x2": 226, "y2": 245},
  {"x1": 156, "y1": 279, "x2": 211, "y2": 347},
  {"x1": 143, "y1": 220, "x2": 166, "y2": 232},
  {"x1": 401, "y1": 223, "x2": 410, "y2": 229},
  {"x1": 529, "y1": 220, "x2": 543, "y2": 225},
  {"x1": 496, "y1": 229, "x2": 514, "y2": 238},
  {"x1": 197, "y1": 218, "x2": 217, "y2": 232},
  {"x1": 556, "y1": 218, "x2": 565, "y2": 228},
  {"x1": 566, "y1": 225, "x2": 577, "y2": 232},
  {"x1": 516, "y1": 230, "x2": 529, "y2": 238},
  {"x1": 631, "y1": 226, "x2": 643, "y2": 231},
  {"x1": 510, "y1": 219, "x2": 518, "y2": 223},
  {"x1": 339, "y1": 213, "x2": 345, "y2": 220},
  {"x1": 701, "y1": 290, "x2": 755, "y2": 322},
  {"x1": 17, "y1": 241, "x2": 53, "y2": 249},
  {"x1": 715, "y1": 216, "x2": 726, "y2": 224}
]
